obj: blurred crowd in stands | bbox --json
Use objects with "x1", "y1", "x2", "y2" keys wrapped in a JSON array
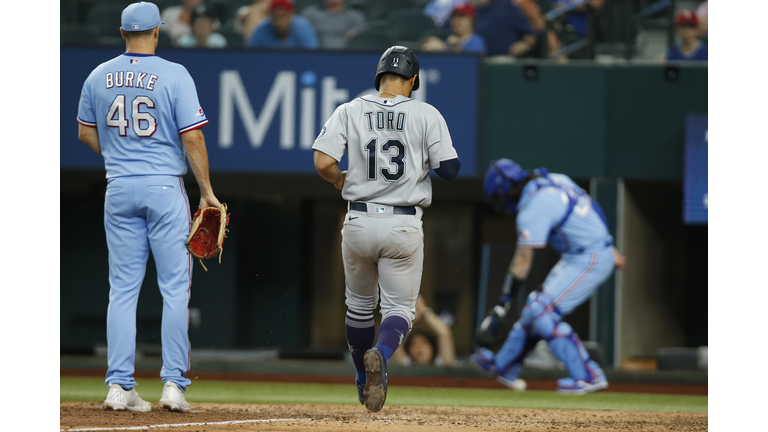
[{"x1": 61, "y1": 0, "x2": 708, "y2": 62}]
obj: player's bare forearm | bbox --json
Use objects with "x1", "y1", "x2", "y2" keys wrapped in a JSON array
[
  {"x1": 613, "y1": 247, "x2": 626, "y2": 269},
  {"x1": 422, "y1": 309, "x2": 456, "y2": 367},
  {"x1": 78, "y1": 123, "x2": 101, "y2": 155},
  {"x1": 314, "y1": 150, "x2": 346, "y2": 190},
  {"x1": 509, "y1": 246, "x2": 535, "y2": 280},
  {"x1": 182, "y1": 129, "x2": 220, "y2": 208},
  {"x1": 516, "y1": 0, "x2": 546, "y2": 32}
]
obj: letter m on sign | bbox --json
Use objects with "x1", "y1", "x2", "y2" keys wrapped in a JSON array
[{"x1": 218, "y1": 70, "x2": 296, "y2": 149}]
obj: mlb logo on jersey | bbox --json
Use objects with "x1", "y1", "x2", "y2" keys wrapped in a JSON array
[{"x1": 129, "y1": 59, "x2": 139, "y2": 64}]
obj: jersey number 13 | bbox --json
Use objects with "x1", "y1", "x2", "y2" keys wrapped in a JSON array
[
  {"x1": 106, "y1": 94, "x2": 158, "y2": 137},
  {"x1": 365, "y1": 138, "x2": 406, "y2": 182}
]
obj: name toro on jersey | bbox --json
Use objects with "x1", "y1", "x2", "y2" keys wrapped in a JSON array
[{"x1": 312, "y1": 94, "x2": 457, "y2": 208}]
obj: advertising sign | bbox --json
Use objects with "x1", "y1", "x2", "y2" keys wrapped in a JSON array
[
  {"x1": 684, "y1": 115, "x2": 708, "y2": 224},
  {"x1": 60, "y1": 47, "x2": 480, "y2": 176}
]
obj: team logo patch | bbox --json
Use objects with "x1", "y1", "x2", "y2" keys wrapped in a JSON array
[
  {"x1": 391, "y1": 57, "x2": 400, "y2": 67},
  {"x1": 195, "y1": 108, "x2": 205, "y2": 117},
  {"x1": 317, "y1": 125, "x2": 327, "y2": 139},
  {"x1": 129, "y1": 59, "x2": 139, "y2": 64},
  {"x1": 518, "y1": 228, "x2": 531, "y2": 242},
  {"x1": 132, "y1": 24, "x2": 139, "y2": 30}
]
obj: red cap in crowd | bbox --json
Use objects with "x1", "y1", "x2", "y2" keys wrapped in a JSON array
[
  {"x1": 675, "y1": 10, "x2": 698, "y2": 27},
  {"x1": 452, "y1": 2, "x2": 476, "y2": 17},
  {"x1": 270, "y1": 0, "x2": 295, "y2": 13}
]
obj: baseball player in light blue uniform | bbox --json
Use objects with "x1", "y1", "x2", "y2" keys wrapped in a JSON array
[
  {"x1": 76, "y1": 2, "x2": 221, "y2": 412},
  {"x1": 472, "y1": 159, "x2": 625, "y2": 394}
]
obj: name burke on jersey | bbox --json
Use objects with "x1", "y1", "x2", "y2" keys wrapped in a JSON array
[
  {"x1": 105, "y1": 71, "x2": 159, "y2": 91},
  {"x1": 364, "y1": 110, "x2": 407, "y2": 132}
]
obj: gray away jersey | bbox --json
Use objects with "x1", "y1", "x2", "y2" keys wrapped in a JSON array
[{"x1": 312, "y1": 94, "x2": 458, "y2": 207}]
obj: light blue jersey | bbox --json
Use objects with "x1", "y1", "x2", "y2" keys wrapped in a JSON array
[
  {"x1": 515, "y1": 172, "x2": 612, "y2": 254},
  {"x1": 78, "y1": 50, "x2": 208, "y2": 394},
  {"x1": 77, "y1": 53, "x2": 208, "y2": 178},
  {"x1": 478, "y1": 169, "x2": 617, "y2": 391}
]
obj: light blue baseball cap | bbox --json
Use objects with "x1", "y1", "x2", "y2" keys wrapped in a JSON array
[{"x1": 121, "y1": 1, "x2": 165, "y2": 32}]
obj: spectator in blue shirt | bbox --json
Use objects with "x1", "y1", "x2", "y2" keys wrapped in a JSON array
[
  {"x1": 665, "y1": 10, "x2": 707, "y2": 62},
  {"x1": 446, "y1": 3, "x2": 486, "y2": 54},
  {"x1": 247, "y1": 0, "x2": 319, "y2": 49},
  {"x1": 549, "y1": 0, "x2": 604, "y2": 37},
  {"x1": 475, "y1": 0, "x2": 536, "y2": 57}
]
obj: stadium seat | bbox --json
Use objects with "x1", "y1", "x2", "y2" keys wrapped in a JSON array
[
  {"x1": 365, "y1": 19, "x2": 391, "y2": 31},
  {"x1": 347, "y1": 29, "x2": 396, "y2": 51},
  {"x1": 219, "y1": 29, "x2": 245, "y2": 49},
  {"x1": 98, "y1": 36, "x2": 125, "y2": 47},
  {"x1": 208, "y1": 0, "x2": 236, "y2": 23},
  {"x1": 347, "y1": 0, "x2": 370, "y2": 13},
  {"x1": 295, "y1": 0, "x2": 323, "y2": 13},
  {"x1": 388, "y1": 9, "x2": 436, "y2": 42},
  {"x1": 418, "y1": 27, "x2": 452, "y2": 42},
  {"x1": 86, "y1": 4, "x2": 125, "y2": 38},
  {"x1": 365, "y1": 0, "x2": 415, "y2": 21},
  {"x1": 158, "y1": 30, "x2": 173, "y2": 48},
  {"x1": 60, "y1": 24, "x2": 100, "y2": 46}
]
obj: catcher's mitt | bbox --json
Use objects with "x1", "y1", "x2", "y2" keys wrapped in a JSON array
[
  {"x1": 475, "y1": 304, "x2": 514, "y2": 350},
  {"x1": 185, "y1": 203, "x2": 230, "y2": 271}
]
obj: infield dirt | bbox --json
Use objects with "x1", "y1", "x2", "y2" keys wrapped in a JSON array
[{"x1": 60, "y1": 402, "x2": 708, "y2": 431}]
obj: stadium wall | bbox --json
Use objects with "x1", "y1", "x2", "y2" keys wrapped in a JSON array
[{"x1": 60, "y1": 49, "x2": 706, "y2": 367}]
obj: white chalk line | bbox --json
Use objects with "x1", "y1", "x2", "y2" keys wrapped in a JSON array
[{"x1": 60, "y1": 418, "x2": 310, "y2": 431}]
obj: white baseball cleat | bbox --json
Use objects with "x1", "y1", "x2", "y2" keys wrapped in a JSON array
[
  {"x1": 104, "y1": 384, "x2": 152, "y2": 412},
  {"x1": 159, "y1": 382, "x2": 190, "y2": 412},
  {"x1": 556, "y1": 377, "x2": 609, "y2": 395},
  {"x1": 497, "y1": 376, "x2": 527, "y2": 391}
]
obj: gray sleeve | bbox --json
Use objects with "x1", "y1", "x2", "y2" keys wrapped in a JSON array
[
  {"x1": 349, "y1": 10, "x2": 366, "y2": 32},
  {"x1": 311, "y1": 105, "x2": 348, "y2": 162},
  {"x1": 301, "y1": 6, "x2": 317, "y2": 21},
  {"x1": 425, "y1": 111, "x2": 458, "y2": 169}
]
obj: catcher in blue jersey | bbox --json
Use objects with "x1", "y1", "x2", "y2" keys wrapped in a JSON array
[
  {"x1": 77, "y1": 2, "x2": 220, "y2": 412},
  {"x1": 472, "y1": 159, "x2": 625, "y2": 394}
]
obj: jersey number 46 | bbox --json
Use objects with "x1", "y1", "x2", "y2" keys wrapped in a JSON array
[{"x1": 106, "y1": 94, "x2": 158, "y2": 138}]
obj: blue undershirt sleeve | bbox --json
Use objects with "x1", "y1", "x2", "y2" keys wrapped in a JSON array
[{"x1": 434, "y1": 157, "x2": 461, "y2": 181}]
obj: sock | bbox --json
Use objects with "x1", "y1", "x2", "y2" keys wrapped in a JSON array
[
  {"x1": 345, "y1": 309, "x2": 375, "y2": 384},
  {"x1": 374, "y1": 315, "x2": 410, "y2": 361}
]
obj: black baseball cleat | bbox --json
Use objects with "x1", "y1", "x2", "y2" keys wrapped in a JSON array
[{"x1": 362, "y1": 347, "x2": 388, "y2": 412}]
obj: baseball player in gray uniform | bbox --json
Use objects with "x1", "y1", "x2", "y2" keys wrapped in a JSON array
[{"x1": 312, "y1": 46, "x2": 461, "y2": 412}]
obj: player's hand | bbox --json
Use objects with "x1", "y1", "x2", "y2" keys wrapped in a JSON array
[
  {"x1": 334, "y1": 170, "x2": 347, "y2": 190},
  {"x1": 612, "y1": 247, "x2": 626, "y2": 269},
  {"x1": 199, "y1": 194, "x2": 222, "y2": 209}
]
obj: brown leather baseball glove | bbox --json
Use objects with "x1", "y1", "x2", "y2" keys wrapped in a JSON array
[{"x1": 185, "y1": 203, "x2": 230, "y2": 271}]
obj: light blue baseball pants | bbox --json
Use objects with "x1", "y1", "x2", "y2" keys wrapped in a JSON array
[{"x1": 104, "y1": 175, "x2": 193, "y2": 392}]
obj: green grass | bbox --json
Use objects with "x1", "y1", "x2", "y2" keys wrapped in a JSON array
[{"x1": 61, "y1": 377, "x2": 707, "y2": 413}]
